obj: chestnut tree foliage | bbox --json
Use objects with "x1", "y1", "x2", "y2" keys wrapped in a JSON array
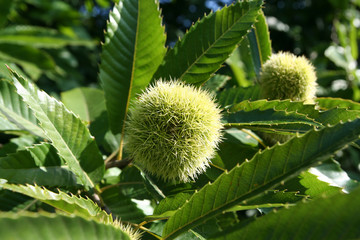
[{"x1": 0, "y1": 0, "x2": 360, "y2": 239}]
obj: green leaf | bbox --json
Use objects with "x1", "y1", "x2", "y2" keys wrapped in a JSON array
[
  {"x1": 0, "y1": 183, "x2": 112, "y2": 223},
  {"x1": 223, "y1": 128, "x2": 258, "y2": 147},
  {"x1": 152, "y1": 185, "x2": 306, "y2": 220},
  {"x1": 216, "y1": 86, "x2": 260, "y2": 108},
  {"x1": 217, "y1": 129, "x2": 259, "y2": 169},
  {"x1": 0, "y1": 143, "x2": 78, "y2": 187},
  {"x1": 140, "y1": 168, "x2": 167, "y2": 202},
  {"x1": 229, "y1": 10, "x2": 271, "y2": 85},
  {"x1": 350, "y1": 19, "x2": 358, "y2": 60},
  {"x1": 225, "y1": 100, "x2": 322, "y2": 134},
  {"x1": 101, "y1": 187, "x2": 146, "y2": 223},
  {"x1": 276, "y1": 161, "x2": 349, "y2": 200},
  {"x1": 209, "y1": 187, "x2": 360, "y2": 240},
  {"x1": 9, "y1": 68, "x2": 104, "y2": 190},
  {"x1": 0, "y1": 135, "x2": 36, "y2": 157},
  {"x1": 316, "y1": 97, "x2": 360, "y2": 110},
  {"x1": 0, "y1": 213, "x2": 132, "y2": 240},
  {"x1": 202, "y1": 75, "x2": 230, "y2": 93},
  {"x1": 149, "y1": 193, "x2": 193, "y2": 220},
  {"x1": 226, "y1": 46, "x2": 252, "y2": 87},
  {"x1": 315, "y1": 108, "x2": 360, "y2": 126},
  {"x1": 0, "y1": 25, "x2": 96, "y2": 48},
  {"x1": 226, "y1": 190, "x2": 306, "y2": 212},
  {"x1": 307, "y1": 159, "x2": 359, "y2": 193},
  {"x1": 61, "y1": 87, "x2": 106, "y2": 123},
  {"x1": 278, "y1": 169, "x2": 342, "y2": 200},
  {"x1": 154, "y1": 0, "x2": 263, "y2": 85},
  {"x1": 161, "y1": 119, "x2": 360, "y2": 239},
  {"x1": 0, "y1": 43, "x2": 55, "y2": 70},
  {"x1": 118, "y1": 166, "x2": 151, "y2": 200},
  {"x1": 246, "y1": 10, "x2": 272, "y2": 78},
  {"x1": 225, "y1": 109, "x2": 319, "y2": 134},
  {"x1": 226, "y1": 99, "x2": 360, "y2": 129},
  {"x1": 99, "y1": 0, "x2": 166, "y2": 134},
  {"x1": 0, "y1": 114, "x2": 19, "y2": 131},
  {"x1": 0, "y1": 79, "x2": 45, "y2": 138},
  {"x1": 0, "y1": 61, "x2": 28, "y2": 80}
]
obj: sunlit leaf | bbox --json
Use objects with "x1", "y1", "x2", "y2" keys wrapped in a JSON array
[
  {"x1": 0, "y1": 183, "x2": 112, "y2": 223},
  {"x1": 316, "y1": 97, "x2": 360, "y2": 110},
  {"x1": 0, "y1": 79, "x2": 45, "y2": 138},
  {"x1": 0, "y1": 143, "x2": 78, "y2": 187},
  {"x1": 162, "y1": 119, "x2": 360, "y2": 239},
  {"x1": 210, "y1": 187, "x2": 360, "y2": 240},
  {"x1": 61, "y1": 87, "x2": 106, "y2": 123},
  {"x1": 99, "y1": 0, "x2": 166, "y2": 135},
  {"x1": 9, "y1": 68, "x2": 104, "y2": 190},
  {"x1": 0, "y1": 212, "x2": 132, "y2": 240}
]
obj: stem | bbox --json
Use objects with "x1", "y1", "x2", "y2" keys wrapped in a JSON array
[
  {"x1": 117, "y1": 123, "x2": 126, "y2": 160},
  {"x1": 134, "y1": 221, "x2": 163, "y2": 240},
  {"x1": 138, "y1": 226, "x2": 162, "y2": 239},
  {"x1": 223, "y1": 124, "x2": 267, "y2": 148},
  {"x1": 17, "y1": 199, "x2": 38, "y2": 213},
  {"x1": 209, "y1": 162, "x2": 226, "y2": 172},
  {"x1": 105, "y1": 149, "x2": 119, "y2": 164},
  {"x1": 240, "y1": 129, "x2": 267, "y2": 148}
]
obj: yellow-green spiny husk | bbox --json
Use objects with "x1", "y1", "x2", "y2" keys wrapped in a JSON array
[
  {"x1": 125, "y1": 80, "x2": 223, "y2": 182},
  {"x1": 260, "y1": 51, "x2": 317, "y2": 103},
  {"x1": 259, "y1": 52, "x2": 317, "y2": 144}
]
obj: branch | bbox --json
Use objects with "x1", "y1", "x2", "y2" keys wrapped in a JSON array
[{"x1": 105, "y1": 157, "x2": 133, "y2": 169}]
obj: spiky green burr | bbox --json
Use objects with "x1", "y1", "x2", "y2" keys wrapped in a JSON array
[
  {"x1": 259, "y1": 52, "x2": 318, "y2": 144},
  {"x1": 260, "y1": 52, "x2": 317, "y2": 103},
  {"x1": 125, "y1": 80, "x2": 222, "y2": 182}
]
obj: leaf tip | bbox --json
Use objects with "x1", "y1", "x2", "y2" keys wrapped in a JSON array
[{"x1": 5, "y1": 64, "x2": 14, "y2": 75}]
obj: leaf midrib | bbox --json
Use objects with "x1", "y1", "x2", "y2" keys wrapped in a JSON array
[
  {"x1": 13, "y1": 79, "x2": 94, "y2": 188},
  {"x1": 118, "y1": 0, "x2": 141, "y2": 160},
  {"x1": 42, "y1": 109, "x2": 94, "y2": 188},
  {"x1": 162, "y1": 128, "x2": 343, "y2": 239}
]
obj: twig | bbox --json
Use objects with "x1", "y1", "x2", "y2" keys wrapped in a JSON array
[
  {"x1": 105, "y1": 157, "x2": 133, "y2": 169},
  {"x1": 105, "y1": 149, "x2": 119, "y2": 164},
  {"x1": 17, "y1": 199, "x2": 38, "y2": 213},
  {"x1": 222, "y1": 124, "x2": 267, "y2": 148}
]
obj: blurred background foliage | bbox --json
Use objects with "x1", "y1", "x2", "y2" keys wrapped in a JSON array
[
  {"x1": 1, "y1": 0, "x2": 359, "y2": 97},
  {"x1": 0, "y1": 0, "x2": 359, "y2": 179}
]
